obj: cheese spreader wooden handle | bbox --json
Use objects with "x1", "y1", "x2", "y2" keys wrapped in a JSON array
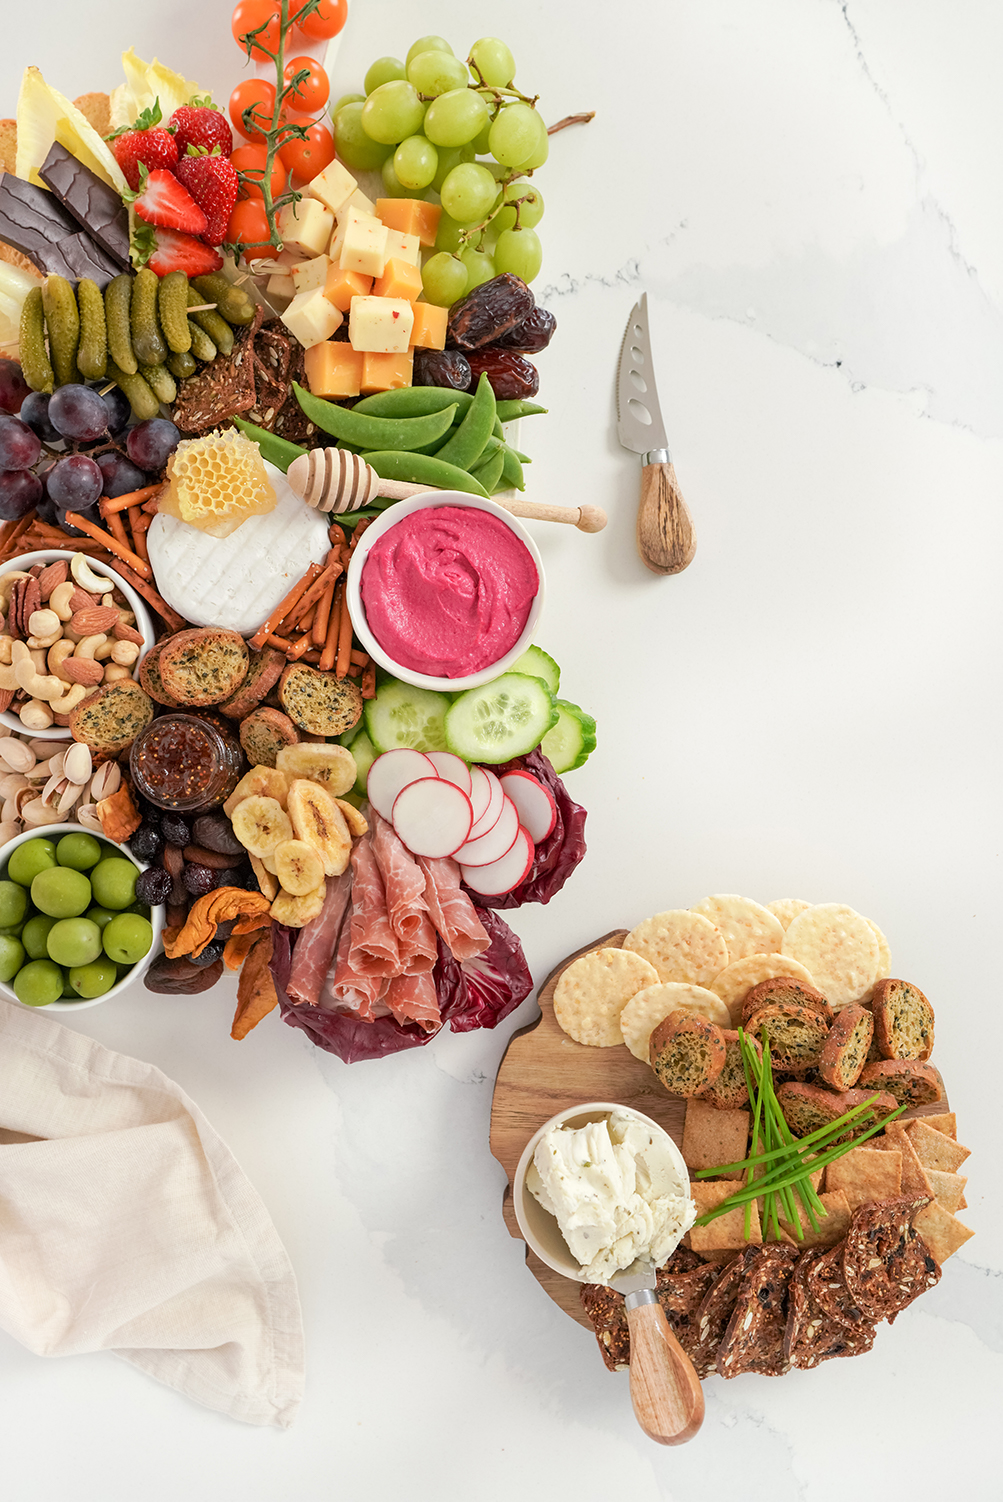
[
  {"x1": 624, "y1": 1294, "x2": 705, "y2": 1446},
  {"x1": 637, "y1": 454, "x2": 696, "y2": 576}
]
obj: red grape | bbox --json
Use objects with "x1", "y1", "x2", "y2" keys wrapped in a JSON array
[
  {"x1": 97, "y1": 451, "x2": 147, "y2": 498},
  {"x1": 46, "y1": 453, "x2": 103, "y2": 510},
  {"x1": 48, "y1": 384, "x2": 109, "y2": 443},
  {"x1": 19, "y1": 392, "x2": 59, "y2": 443},
  {"x1": 101, "y1": 386, "x2": 131, "y2": 437},
  {"x1": 0, "y1": 468, "x2": 42, "y2": 520},
  {"x1": 126, "y1": 418, "x2": 180, "y2": 472},
  {"x1": 0, "y1": 358, "x2": 30, "y2": 415},
  {"x1": 0, "y1": 414, "x2": 41, "y2": 472}
]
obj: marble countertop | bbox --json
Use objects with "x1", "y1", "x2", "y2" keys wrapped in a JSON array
[{"x1": 2, "y1": 3, "x2": 1000, "y2": 1498}]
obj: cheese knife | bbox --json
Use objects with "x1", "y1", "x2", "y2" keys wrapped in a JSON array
[
  {"x1": 609, "y1": 1255, "x2": 705, "y2": 1445},
  {"x1": 616, "y1": 293, "x2": 696, "y2": 575}
]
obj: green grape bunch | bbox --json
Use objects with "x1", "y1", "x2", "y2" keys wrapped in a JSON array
[{"x1": 332, "y1": 33, "x2": 593, "y2": 304}]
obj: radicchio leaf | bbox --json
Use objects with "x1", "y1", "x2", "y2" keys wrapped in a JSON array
[{"x1": 465, "y1": 749, "x2": 587, "y2": 909}]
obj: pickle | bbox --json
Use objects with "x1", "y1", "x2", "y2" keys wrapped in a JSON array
[
  {"x1": 41, "y1": 274, "x2": 80, "y2": 386},
  {"x1": 138, "y1": 361, "x2": 177, "y2": 405},
  {"x1": 75, "y1": 278, "x2": 107, "y2": 380},
  {"x1": 130, "y1": 267, "x2": 167, "y2": 366},
  {"x1": 105, "y1": 360, "x2": 160, "y2": 421},
  {"x1": 186, "y1": 286, "x2": 233, "y2": 356},
  {"x1": 18, "y1": 287, "x2": 53, "y2": 393},
  {"x1": 191, "y1": 272, "x2": 256, "y2": 326},
  {"x1": 186, "y1": 317, "x2": 217, "y2": 363},
  {"x1": 105, "y1": 274, "x2": 138, "y2": 376},
  {"x1": 157, "y1": 270, "x2": 192, "y2": 355},
  {"x1": 166, "y1": 349, "x2": 197, "y2": 379}
]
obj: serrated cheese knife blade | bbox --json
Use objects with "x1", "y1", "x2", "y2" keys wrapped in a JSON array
[{"x1": 616, "y1": 293, "x2": 669, "y2": 456}]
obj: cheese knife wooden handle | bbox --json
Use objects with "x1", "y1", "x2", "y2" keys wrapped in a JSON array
[
  {"x1": 637, "y1": 454, "x2": 697, "y2": 576},
  {"x1": 625, "y1": 1295, "x2": 705, "y2": 1446}
]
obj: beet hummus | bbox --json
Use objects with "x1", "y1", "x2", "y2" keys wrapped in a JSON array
[{"x1": 360, "y1": 505, "x2": 538, "y2": 678}]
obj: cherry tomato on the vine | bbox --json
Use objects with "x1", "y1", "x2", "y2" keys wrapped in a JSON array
[
  {"x1": 283, "y1": 56, "x2": 331, "y2": 113},
  {"x1": 231, "y1": 0, "x2": 281, "y2": 60},
  {"x1": 278, "y1": 118, "x2": 336, "y2": 180},
  {"x1": 228, "y1": 78, "x2": 277, "y2": 141},
  {"x1": 226, "y1": 198, "x2": 281, "y2": 260},
  {"x1": 231, "y1": 143, "x2": 289, "y2": 202},
  {"x1": 292, "y1": 0, "x2": 348, "y2": 43}
]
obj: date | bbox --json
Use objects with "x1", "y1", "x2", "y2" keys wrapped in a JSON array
[
  {"x1": 446, "y1": 274, "x2": 535, "y2": 351},
  {"x1": 494, "y1": 306, "x2": 556, "y2": 354},
  {"x1": 464, "y1": 350, "x2": 540, "y2": 401},
  {"x1": 413, "y1": 347, "x2": 471, "y2": 390},
  {"x1": 144, "y1": 954, "x2": 225, "y2": 994}
]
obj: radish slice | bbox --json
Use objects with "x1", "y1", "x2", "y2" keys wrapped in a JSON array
[
  {"x1": 425, "y1": 751, "x2": 473, "y2": 796},
  {"x1": 467, "y1": 765, "x2": 493, "y2": 826},
  {"x1": 460, "y1": 826, "x2": 534, "y2": 895},
  {"x1": 453, "y1": 793, "x2": 519, "y2": 866},
  {"x1": 367, "y1": 749, "x2": 438, "y2": 821},
  {"x1": 499, "y1": 770, "x2": 557, "y2": 843},
  {"x1": 391, "y1": 777, "x2": 473, "y2": 859},
  {"x1": 468, "y1": 768, "x2": 504, "y2": 839}
]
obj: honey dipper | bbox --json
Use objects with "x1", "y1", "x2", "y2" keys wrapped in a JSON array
[{"x1": 285, "y1": 447, "x2": 607, "y2": 533}]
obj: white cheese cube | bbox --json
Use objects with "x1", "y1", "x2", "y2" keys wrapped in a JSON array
[
  {"x1": 265, "y1": 270, "x2": 295, "y2": 304},
  {"x1": 384, "y1": 229, "x2": 420, "y2": 267},
  {"x1": 290, "y1": 254, "x2": 331, "y2": 293},
  {"x1": 306, "y1": 159, "x2": 358, "y2": 216},
  {"x1": 338, "y1": 206, "x2": 388, "y2": 278},
  {"x1": 280, "y1": 287, "x2": 345, "y2": 349},
  {"x1": 348, "y1": 296, "x2": 414, "y2": 354},
  {"x1": 277, "y1": 197, "x2": 334, "y2": 259},
  {"x1": 343, "y1": 187, "x2": 376, "y2": 218}
]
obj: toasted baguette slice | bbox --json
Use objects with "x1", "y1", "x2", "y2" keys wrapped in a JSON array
[
  {"x1": 649, "y1": 1011, "x2": 727, "y2": 1097},
  {"x1": 279, "y1": 662, "x2": 363, "y2": 736},
  {"x1": 699, "y1": 1029, "x2": 761, "y2": 1111},
  {"x1": 776, "y1": 1082, "x2": 899, "y2": 1143},
  {"x1": 818, "y1": 1004, "x2": 873, "y2": 1090},
  {"x1": 138, "y1": 639, "x2": 178, "y2": 706},
  {"x1": 240, "y1": 706, "x2": 300, "y2": 767},
  {"x1": 741, "y1": 976, "x2": 833, "y2": 1028},
  {"x1": 218, "y1": 647, "x2": 286, "y2": 720},
  {"x1": 743, "y1": 1001, "x2": 830, "y2": 1071},
  {"x1": 857, "y1": 1059, "x2": 944, "y2": 1108},
  {"x1": 158, "y1": 628, "x2": 249, "y2": 707},
  {"x1": 871, "y1": 978, "x2": 935, "y2": 1061},
  {"x1": 68, "y1": 679, "x2": 154, "y2": 755}
]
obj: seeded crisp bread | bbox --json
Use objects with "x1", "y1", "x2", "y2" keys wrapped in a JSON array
[
  {"x1": 842, "y1": 1197, "x2": 940, "y2": 1321},
  {"x1": 715, "y1": 1244, "x2": 799, "y2": 1377}
]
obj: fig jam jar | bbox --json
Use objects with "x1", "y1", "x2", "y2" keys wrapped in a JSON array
[{"x1": 130, "y1": 714, "x2": 243, "y2": 812}]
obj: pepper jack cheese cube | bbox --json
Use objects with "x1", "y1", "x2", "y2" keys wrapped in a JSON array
[
  {"x1": 409, "y1": 301, "x2": 448, "y2": 351},
  {"x1": 305, "y1": 158, "x2": 358, "y2": 216},
  {"x1": 384, "y1": 228, "x2": 420, "y2": 267},
  {"x1": 290, "y1": 254, "x2": 330, "y2": 293},
  {"x1": 303, "y1": 340, "x2": 364, "y2": 398},
  {"x1": 265, "y1": 269, "x2": 295, "y2": 304},
  {"x1": 360, "y1": 350, "x2": 413, "y2": 394},
  {"x1": 324, "y1": 264, "x2": 373, "y2": 312},
  {"x1": 280, "y1": 286, "x2": 344, "y2": 349},
  {"x1": 337, "y1": 205, "x2": 388, "y2": 277},
  {"x1": 375, "y1": 197, "x2": 441, "y2": 247},
  {"x1": 342, "y1": 187, "x2": 377, "y2": 218},
  {"x1": 348, "y1": 295, "x2": 414, "y2": 353},
  {"x1": 373, "y1": 257, "x2": 423, "y2": 303},
  {"x1": 277, "y1": 197, "x2": 334, "y2": 259}
]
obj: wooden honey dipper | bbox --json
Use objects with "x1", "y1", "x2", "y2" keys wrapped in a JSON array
[{"x1": 285, "y1": 447, "x2": 607, "y2": 533}]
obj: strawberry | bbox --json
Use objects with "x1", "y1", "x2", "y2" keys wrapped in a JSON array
[
  {"x1": 127, "y1": 167, "x2": 208, "y2": 237},
  {"x1": 169, "y1": 97, "x2": 234, "y2": 158},
  {"x1": 146, "y1": 227, "x2": 224, "y2": 278},
  {"x1": 176, "y1": 147, "x2": 240, "y2": 246},
  {"x1": 109, "y1": 99, "x2": 179, "y2": 191}
]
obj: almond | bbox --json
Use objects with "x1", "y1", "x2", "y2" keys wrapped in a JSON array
[
  {"x1": 69, "y1": 607, "x2": 119, "y2": 635},
  {"x1": 62, "y1": 657, "x2": 105, "y2": 686},
  {"x1": 0, "y1": 688, "x2": 13, "y2": 712},
  {"x1": 68, "y1": 588, "x2": 99, "y2": 612},
  {"x1": 113, "y1": 619, "x2": 145, "y2": 645},
  {"x1": 36, "y1": 560, "x2": 69, "y2": 600}
]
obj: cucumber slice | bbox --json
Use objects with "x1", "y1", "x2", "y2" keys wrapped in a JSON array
[
  {"x1": 338, "y1": 722, "x2": 363, "y2": 748},
  {"x1": 508, "y1": 644, "x2": 560, "y2": 696},
  {"x1": 445, "y1": 673, "x2": 557, "y2": 765},
  {"x1": 364, "y1": 680, "x2": 451, "y2": 754},
  {"x1": 348, "y1": 728, "x2": 377, "y2": 795},
  {"x1": 540, "y1": 698, "x2": 597, "y2": 774}
]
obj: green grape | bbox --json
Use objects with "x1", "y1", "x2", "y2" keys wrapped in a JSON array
[
  {"x1": 334, "y1": 102, "x2": 393, "y2": 171},
  {"x1": 424, "y1": 88, "x2": 489, "y2": 148},
  {"x1": 430, "y1": 143, "x2": 475, "y2": 192},
  {"x1": 0, "y1": 933, "x2": 24, "y2": 982},
  {"x1": 488, "y1": 102, "x2": 543, "y2": 167},
  {"x1": 406, "y1": 35, "x2": 454, "y2": 66},
  {"x1": 364, "y1": 57, "x2": 406, "y2": 95},
  {"x1": 469, "y1": 37, "x2": 517, "y2": 88},
  {"x1": 493, "y1": 226, "x2": 543, "y2": 282},
  {"x1": 333, "y1": 92, "x2": 365, "y2": 114},
  {"x1": 434, "y1": 213, "x2": 475, "y2": 253},
  {"x1": 89, "y1": 858, "x2": 137, "y2": 911},
  {"x1": 380, "y1": 155, "x2": 413, "y2": 199},
  {"x1": 68, "y1": 956, "x2": 118, "y2": 999},
  {"x1": 440, "y1": 162, "x2": 498, "y2": 222},
  {"x1": 0, "y1": 878, "x2": 27, "y2": 927},
  {"x1": 361, "y1": 81, "x2": 426, "y2": 146},
  {"x1": 394, "y1": 135, "x2": 438, "y2": 191},
  {"x1": 7, "y1": 838, "x2": 55, "y2": 886},
  {"x1": 102, "y1": 913, "x2": 153, "y2": 965},
  {"x1": 515, "y1": 115, "x2": 550, "y2": 171},
  {"x1": 31, "y1": 867, "x2": 91, "y2": 919},
  {"x1": 494, "y1": 180, "x2": 544, "y2": 233},
  {"x1": 471, "y1": 119, "x2": 494, "y2": 155},
  {"x1": 460, "y1": 245, "x2": 496, "y2": 294},
  {"x1": 13, "y1": 959, "x2": 63, "y2": 1007},
  {"x1": 421, "y1": 252, "x2": 469, "y2": 308},
  {"x1": 46, "y1": 917, "x2": 102, "y2": 968},
  {"x1": 22, "y1": 915, "x2": 56, "y2": 960},
  {"x1": 406, "y1": 50, "x2": 469, "y2": 97},
  {"x1": 56, "y1": 832, "x2": 102, "y2": 872}
]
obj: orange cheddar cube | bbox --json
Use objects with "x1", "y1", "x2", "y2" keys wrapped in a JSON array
[
  {"x1": 360, "y1": 350, "x2": 413, "y2": 395},
  {"x1": 408, "y1": 301, "x2": 448, "y2": 351},
  {"x1": 325, "y1": 264, "x2": 373, "y2": 313},
  {"x1": 373, "y1": 257, "x2": 423, "y2": 303},
  {"x1": 375, "y1": 197, "x2": 441, "y2": 248},
  {"x1": 303, "y1": 341, "x2": 365, "y2": 399}
]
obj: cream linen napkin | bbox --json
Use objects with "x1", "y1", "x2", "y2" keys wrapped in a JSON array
[{"x1": 0, "y1": 998, "x2": 304, "y2": 1427}]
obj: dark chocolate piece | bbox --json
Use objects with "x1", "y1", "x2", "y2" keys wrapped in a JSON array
[
  {"x1": 38, "y1": 143, "x2": 131, "y2": 269},
  {"x1": 0, "y1": 169, "x2": 78, "y2": 269},
  {"x1": 55, "y1": 232, "x2": 124, "y2": 288}
]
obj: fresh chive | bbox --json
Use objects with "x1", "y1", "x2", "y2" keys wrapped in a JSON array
[{"x1": 693, "y1": 1094, "x2": 888, "y2": 1175}]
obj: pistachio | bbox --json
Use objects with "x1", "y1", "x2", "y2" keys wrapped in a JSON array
[
  {"x1": 63, "y1": 743, "x2": 93, "y2": 785},
  {"x1": 0, "y1": 736, "x2": 35, "y2": 773}
]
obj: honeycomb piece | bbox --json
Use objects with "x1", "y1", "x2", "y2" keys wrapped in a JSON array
[{"x1": 159, "y1": 427, "x2": 278, "y2": 538}]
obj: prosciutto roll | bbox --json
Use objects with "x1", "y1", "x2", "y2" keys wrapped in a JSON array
[{"x1": 418, "y1": 856, "x2": 491, "y2": 961}]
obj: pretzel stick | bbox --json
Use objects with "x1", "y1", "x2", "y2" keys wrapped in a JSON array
[
  {"x1": 284, "y1": 552, "x2": 343, "y2": 631},
  {"x1": 327, "y1": 522, "x2": 347, "y2": 550},
  {"x1": 141, "y1": 496, "x2": 161, "y2": 515},
  {"x1": 349, "y1": 517, "x2": 373, "y2": 552},
  {"x1": 61, "y1": 512, "x2": 152, "y2": 578},
  {"x1": 106, "y1": 557, "x2": 185, "y2": 632},
  {"x1": 335, "y1": 581, "x2": 354, "y2": 678},
  {"x1": 312, "y1": 575, "x2": 336, "y2": 647},
  {"x1": 248, "y1": 563, "x2": 323, "y2": 650},
  {"x1": 286, "y1": 629, "x2": 313, "y2": 661},
  {"x1": 101, "y1": 484, "x2": 165, "y2": 514},
  {"x1": 361, "y1": 661, "x2": 376, "y2": 699},
  {"x1": 349, "y1": 650, "x2": 369, "y2": 669},
  {"x1": 129, "y1": 514, "x2": 149, "y2": 565},
  {"x1": 319, "y1": 580, "x2": 342, "y2": 671},
  {"x1": 99, "y1": 499, "x2": 131, "y2": 550},
  {"x1": 130, "y1": 508, "x2": 153, "y2": 534},
  {"x1": 0, "y1": 514, "x2": 35, "y2": 557}
]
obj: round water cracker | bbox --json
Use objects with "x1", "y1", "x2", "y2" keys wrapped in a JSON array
[
  {"x1": 620, "y1": 982, "x2": 730, "y2": 1062},
  {"x1": 866, "y1": 918, "x2": 891, "y2": 981},
  {"x1": 782, "y1": 903, "x2": 880, "y2": 1010},
  {"x1": 623, "y1": 910, "x2": 728, "y2": 986},
  {"x1": 552, "y1": 947, "x2": 659, "y2": 1047},
  {"x1": 710, "y1": 953, "x2": 816, "y2": 1026},
  {"x1": 690, "y1": 894, "x2": 784, "y2": 964},
  {"x1": 766, "y1": 898, "x2": 812, "y2": 930}
]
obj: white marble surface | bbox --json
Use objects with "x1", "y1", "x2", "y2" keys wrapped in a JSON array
[{"x1": 2, "y1": 3, "x2": 1001, "y2": 1498}]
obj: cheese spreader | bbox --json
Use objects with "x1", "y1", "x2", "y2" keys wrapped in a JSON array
[{"x1": 609, "y1": 1254, "x2": 705, "y2": 1446}]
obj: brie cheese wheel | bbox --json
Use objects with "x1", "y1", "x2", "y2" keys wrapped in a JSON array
[{"x1": 147, "y1": 461, "x2": 330, "y2": 636}]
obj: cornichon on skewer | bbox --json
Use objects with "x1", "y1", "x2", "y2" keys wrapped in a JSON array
[
  {"x1": 292, "y1": 381, "x2": 459, "y2": 452},
  {"x1": 41, "y1": 274, "x2": 80, "y2": 386},
  {"x1": 186, "y1": 286, "x2": 233, "y2": 357},
  {"x1": 75, "y1": 277, "x2": 107, "y2": 380},
  {"x1": 19, "y1": 286, "x2": 53, "y2": 393},
  {"x1": 190, "y1": 272, "x2": 256, "y2": 326},
  {"x1": 105, "y1": 273, "x2": 137, "y2": 375}
]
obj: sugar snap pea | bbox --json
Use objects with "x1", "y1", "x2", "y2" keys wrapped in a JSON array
[
  {"x1": 186, "y1": 286, "x2": 233, "y2": 356},
  {"x1": 158, "y1": 271, "x2": 192, "y2": 354},
  {"x1": 105, "y1": 274, "x2": 137, "y2": 376},
  {"x1": 292, "y1": 382, "x2": 458, "y2": 451},
  {"x1": 499, "y1": 447, "x2": 525, "y2": 492},
  {"x1": 360, "y1": 449, "x2": 490, "y2": 498},
  {"x1": 495, "y1": 399, "x2": 547, "y2": 422},
  {"x1": 130, "y1": 268, "x2": 166, "y2": 366},
  {"x1": 351, "y1": 387, "x2": 475, "y2": 419},
  {"x1": 19, "y1": 287, "x2": 53, "y2": 393},
  {"x1": 434, "y1": 372, "x2": 496, "y2": 471},
  {"x1": 41, "y1": 274, "x2": 80, "y2": 386},
  {"x1": 75, "y1": 278, "x2": 107, "y2": 380},
  {"x1": 233, "y1": 417, "x2": 307, "y2": 473},
  {"x1": 471, "y1": 446, "x2": 505, "y2": 495}
]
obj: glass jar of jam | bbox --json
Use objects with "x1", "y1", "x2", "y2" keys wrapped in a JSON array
[{"x1": 129, "y1": 713, "x2": 244, "y2": 811}]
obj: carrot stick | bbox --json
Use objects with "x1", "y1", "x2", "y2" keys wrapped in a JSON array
[
  {"x1": 107, "y1": 557, "x2": 185, "y2": 632},
  {"x1": 361, "y1": 661, "x2": 376, "y2": 699},
  {"x1": 311, "y1": 575, "x2": 335, "y2": 647},
  {"x1": 101, "y1": 484, "x2": 164, "y2": 514},
  {"x1": 248, "y1": 562, "x2": 323, "y2": 650},
  {"x1": 335, "y1": 580, "x2": 354, "y2": 678},
  {"x1": 61, "y1": 512, "x2": 152, "y2": 578},
  {"x1": 319, "y1": 580, "x2": 342, "y2": 672}
]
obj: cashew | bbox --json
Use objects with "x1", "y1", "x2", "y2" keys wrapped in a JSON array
[
  {"x1": 0, "y1": 571, "x2": 29, "y2": 609},
  {"x1": 18, "y1": 700, "x2": 53, "y2": 730},
  {"x1": 0, "y1": 663, "x2": 19, "y2": 692},
  {"x1": 13, "y1": 657, "x2": 64, "y2": 701},
  {"x1": 102, "y1": 663, "x2": 132, "y2": 683},
  {"x1": 110, "y1": 640, "x2": 140, "y2": 667},
  {"x1": 75, "y1": 634, "x2": 108, "y2": 661},
  {"x1": 48, "y1": 640, "x2": 76, "y2": 683},
  {"x1": 0, "y1": 635, "x2": 13, "y2": 665},
  {"x1": 48, "y1": 683, "x2": 87, "y2": 715},
  {"x1": 28, "y1": 609, "x2": 60, "y2": 639},
  {"x1": 101, "y1": 592, "x2": 114, "y2": 608},
  {"x1": 28, "y1": 631, "x2": 63, "y2": 651},
  {"x1": 70, "y1": 554, "x2": 111, "y2": 595},
  {"x1": 48, "y1": 582, "x2": 77, "y2": 622},
  {"x1": 94, "y1": 639, "x2": 114, "y2": 661}
]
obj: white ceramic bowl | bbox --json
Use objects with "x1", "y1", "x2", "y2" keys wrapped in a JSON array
[
  {"x1": 512, "y1": 1101, "x2": 692, "y2": 1282},
  {"x1": 346, "y1": 492, "x2": 546, "y2": 692},
  {"x1": 0, "y1": 550, "x2": 155, "y2": 740},
  {"x1": 0, "y1": 823, "x2": 163, "y2": 1011}
]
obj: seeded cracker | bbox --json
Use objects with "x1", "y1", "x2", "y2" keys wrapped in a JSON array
[
  {"x1": 710, "y1": 952, "x2": 816, "y2": 1027},
  {"x1": 715, "y1": 1244, "x2": 799, "y2": 1377},
  {"x1": 783, "y1": 1248, "x2": 876, "y2": 1369},
  {"x1": 552, "y1": 947, "x2": 659, "y2": 1047},
  {"x1": 842, "y1": 1197, "x2": 940, "y2": 1321},
  {"x1": 620, "y1": 981, "x2": 729, "y2": 1061},
  {"x1": 691, "y1": 894, "x2": 785, "y2": 964},
  {"x1": 623, "y1": 909, "x2": 728, "y2": 986},
  {"x1": 781, "y1": 903, "x2": 881, "y2": 1009}
]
